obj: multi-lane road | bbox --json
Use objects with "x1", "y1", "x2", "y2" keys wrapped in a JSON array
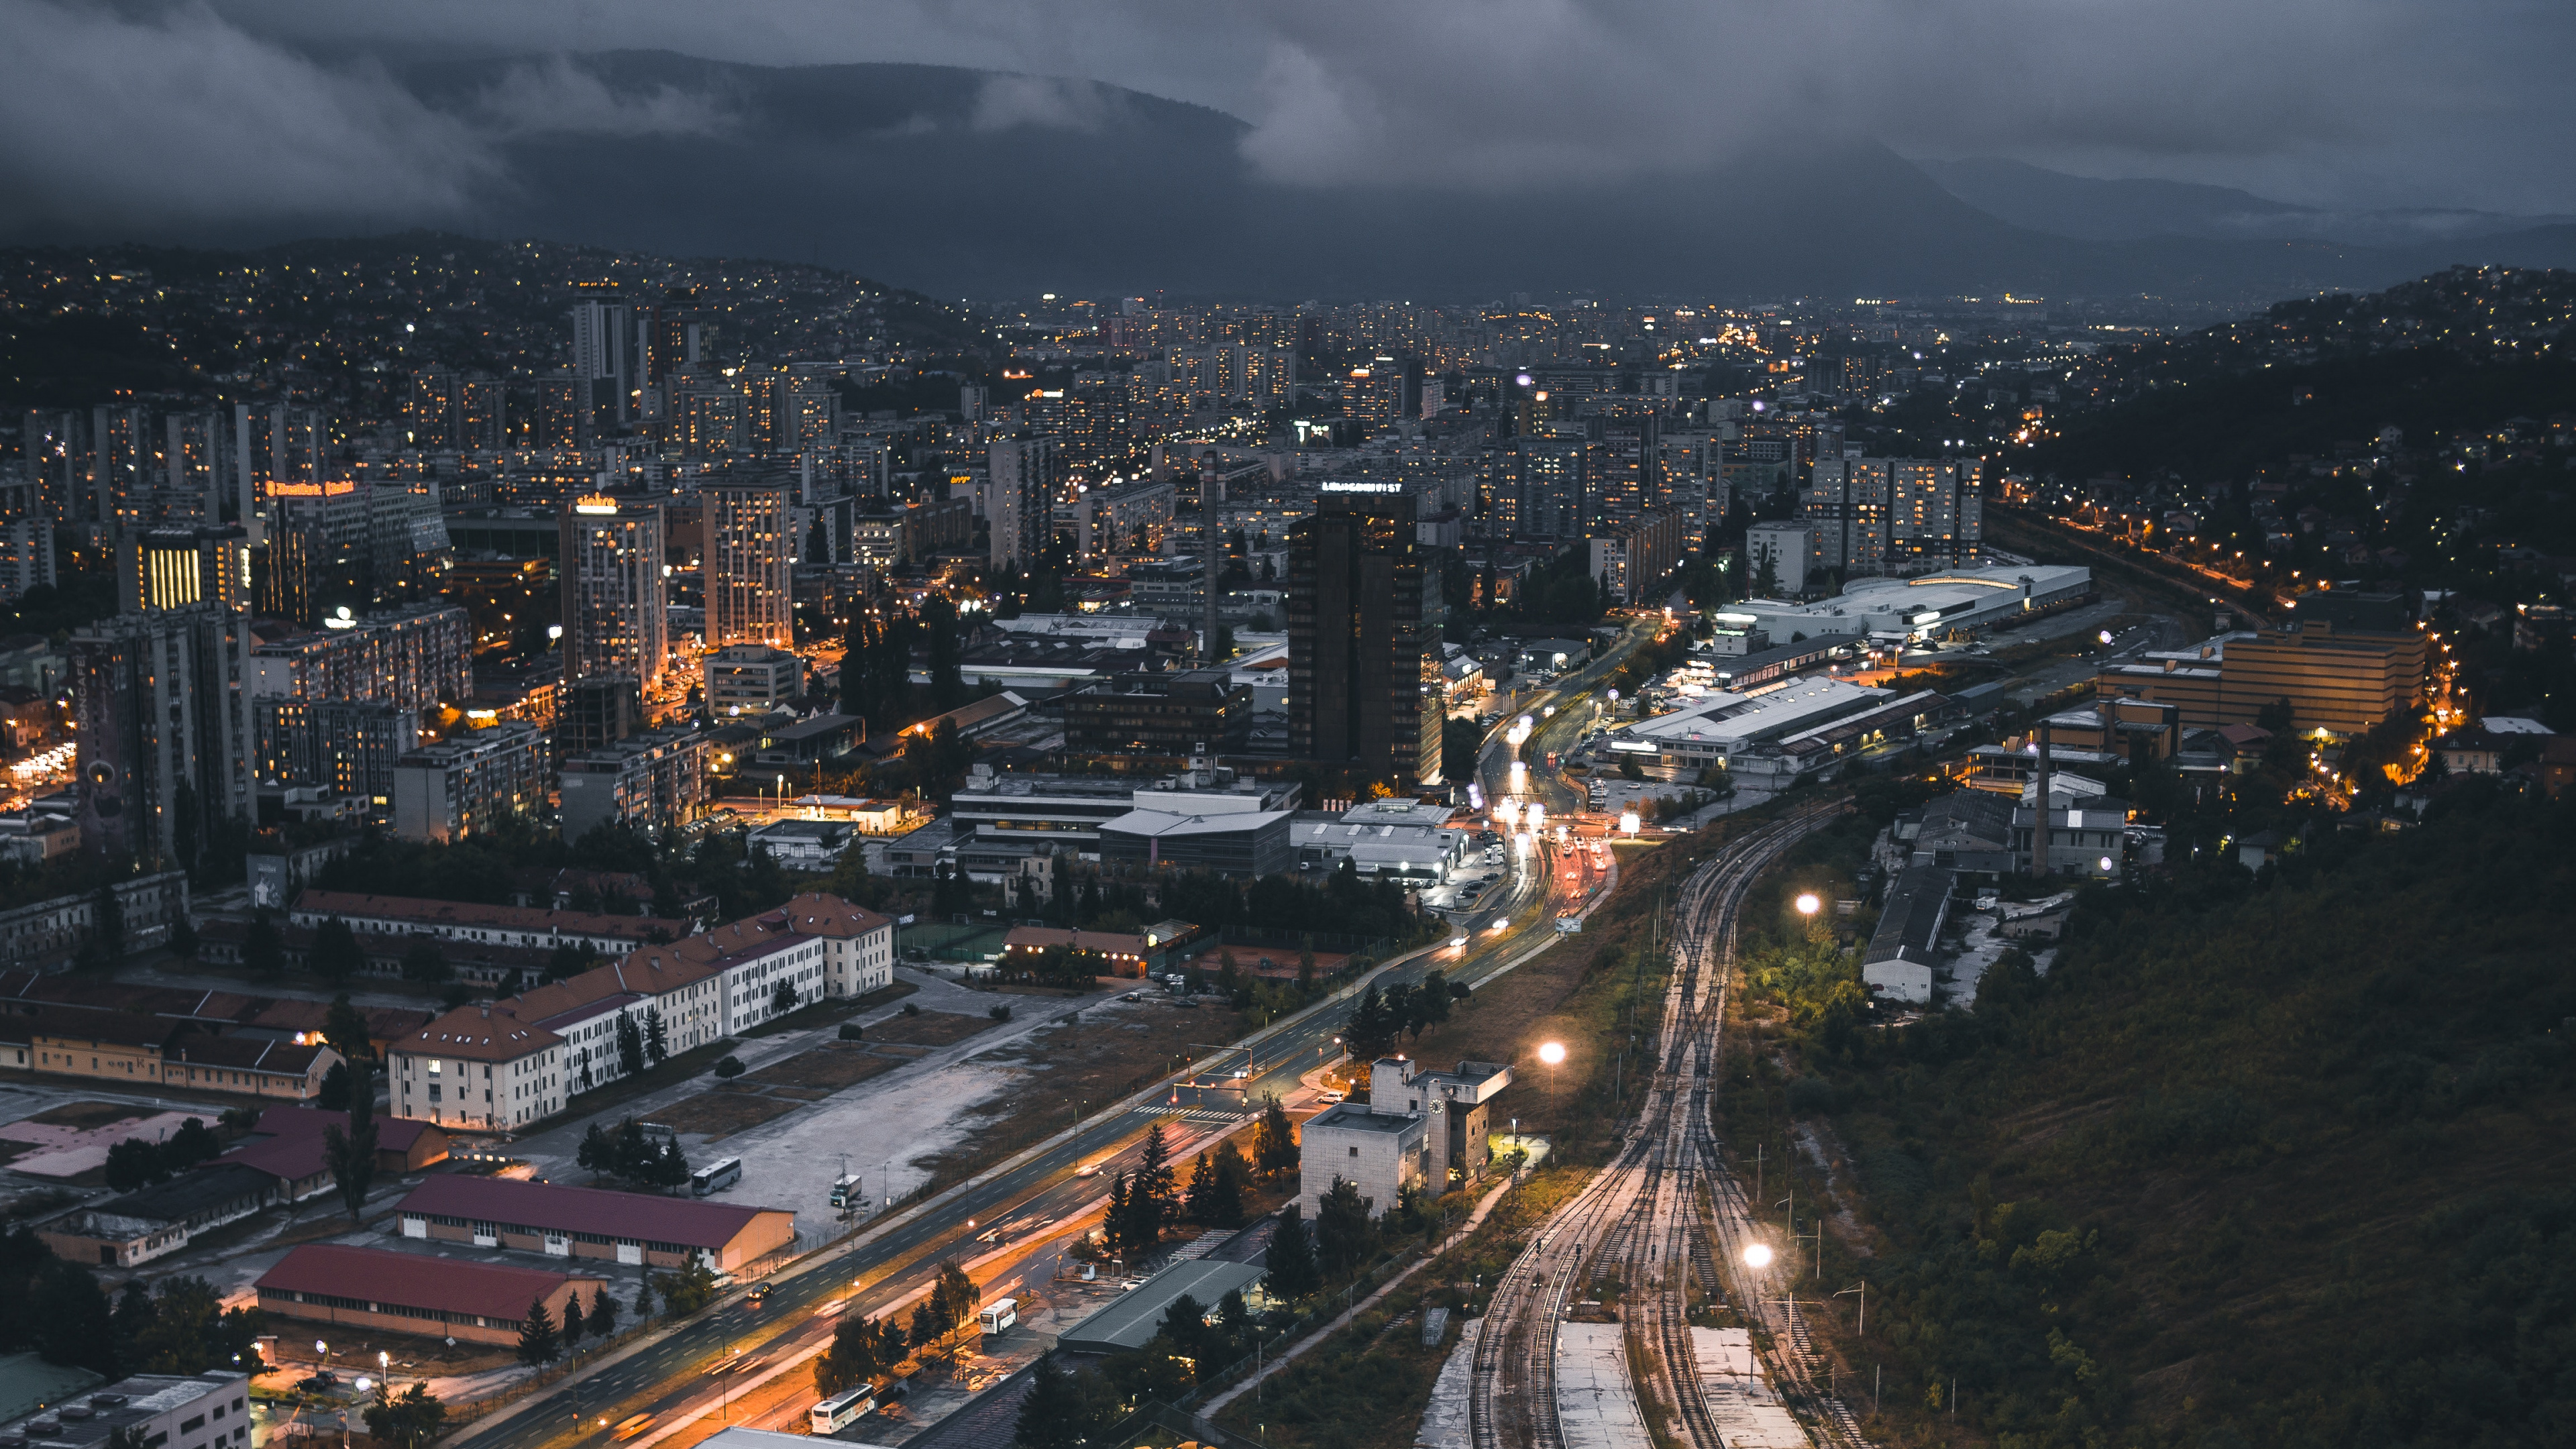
[{"x1": 451, "y1": 619, "x2": 1664, "y2": 1449}]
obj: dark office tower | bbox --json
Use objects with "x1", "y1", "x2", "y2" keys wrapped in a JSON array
[
  {"x1": 570, "y1": 290, "x2": 641, "y2": 433},
  {"x1": 89, "y1": 405, "x2": 150, "y2": 531},
  {"x1": 1287, "y1": 484, "x2": 1444, "y2": 786},
  {"x1": 164, "y1": 411, "x2": 233, "y2": 525},
  {"x1": 1585, "y1": 415, "x2": 1662, "y2": 531},
  {"x1": 647, "y1": 288, "x2": 704, "y2": 384},
  {"x1": 258, "y1": 511, "x2": 321, "y2": 625},
  {"x1": 560, "y1": 675, "x2": 643, "y2": 759}
]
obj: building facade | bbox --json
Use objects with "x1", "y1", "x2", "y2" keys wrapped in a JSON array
[
  {"x1": 390, "y1": 722, "x2": 544, "y2": 843},
  {"x1": 705, "y1": 482, "x2": 794, "y2": 649},
  {"x1": 1287, "y1": 485, "x2": 1443, "y2": 784},
  {"x1": 559, "y1": 496, "x2": 668, "y2": 690},
  {"x1": 70, "y1": 606, "x2": 258, "y2": 863}
]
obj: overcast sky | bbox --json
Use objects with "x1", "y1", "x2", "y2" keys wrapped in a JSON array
[{"x1": 5, "y1": 0, "x2": 2571, "y2": 234}]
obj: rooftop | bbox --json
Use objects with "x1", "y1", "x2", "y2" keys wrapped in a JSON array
[
  {"x1": 291, "y1": 890, "x2": 696, "y2": 943},
  {"x1": 396, "y1": 1175, "x2": 787, "y2": 1250},
  {"x1": 257, "y1": 1244, "x2": 607, "y2": 1322}
]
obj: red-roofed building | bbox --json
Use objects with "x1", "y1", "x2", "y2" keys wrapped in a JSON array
[
  {"x1": 394, "y1": 1174, "x2": 794, "y2": 1272},
  {"x1": 286, "y1": 890, "x2": 699, "y2": 957},
  {"x1": 256, "y1": 1243, "x2": 609, "y2": 1345},
  {"x1": 386, "y1": 892, "x2": 892, "y2": 1131},
  {"x1": 215, "y1": 1108, "x2": 452, "y2": 1199}
]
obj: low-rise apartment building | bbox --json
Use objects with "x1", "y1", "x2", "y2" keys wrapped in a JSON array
[
  {"x1": 390, "y1": 721, "x2": 544, "y2": 843},
  {"x1": 288, "y1": 890, "x2": 698, "y2": 957}
]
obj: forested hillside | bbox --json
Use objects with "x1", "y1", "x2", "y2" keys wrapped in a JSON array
[{"x1": 1758, "y1": 782, "x2": 2576, "y2": 1447}]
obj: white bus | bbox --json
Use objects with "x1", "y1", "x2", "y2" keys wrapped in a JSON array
[
  {"x1": 810, "y1": 1385, "x2": 876, "y2": 1434},
  {"x1": 979, "y1": 1298, "x2": 1018, "y2": 1335},
  {"x1": 691, "y1": 1158, "x2": 743, "y2": 1196}
]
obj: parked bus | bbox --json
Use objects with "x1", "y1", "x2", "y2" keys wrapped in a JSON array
[
  {"x1": 810, "y1": 1385, "x2": 876, "y2": 1434},
  {"x1": 979, "y1": 1298, "x2": 1018, "y2": 1336},
  {"x1": 691, "y1": 1158, "x2": 743, "y2": 1196}
]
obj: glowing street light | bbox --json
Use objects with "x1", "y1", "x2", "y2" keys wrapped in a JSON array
[
  {"x1": 1795, "y1": 892, "x2": 1821, "y2": 917},
  {"x1": 1742, "y1": 1242, "x2": 1774, "y2": 1269},
  {"x1": 1537, "y1": 1040, "x2": 1566, "y2": 1098},
  {"x1": 1619, "y1": 810, "x2": 1640, "y2": 837}
]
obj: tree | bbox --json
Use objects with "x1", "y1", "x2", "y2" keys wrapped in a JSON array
[
  {"x1": 317, "y1": 1061, "x2": 352, "y2": 1112},
  {"x1": 166, "y1": 915, "x2": 199, "y2": 961},
  {"x1": 1345, "y1": 983, "x2": 1396, "y2": 1063},
  {"x1": 362, "y1": 1383, "x2": 447, "y2": 1449},
  {"x1": 516, "y1": 1297, "x2": 560, "y2": 1366},
  {"x1": 400, "y1": 938, "x2": 450, "y2": 984},
  {"x1": 1253, "y1": 1097, "x2": 1299, "y2": 1178},
  {"x1": 561, "y1": 1293, "x2": 586, "y2": 1348},
  {"x1": 1418, "y1": 968, "x2": 1456, "y2": 1026},
  {"x1": 1315, "y1": 1176, "x2": 1373, "y2": 1276},
  {"x1": 588, "y1": 1290, "x2": 619, "y2": 1340},
  {"x1": 643, "y1": 1005, "x2": 669, "y2": 1065},
  {"x1": 104, "y1": 1138, "x2": 168, "y2": 1193},
  {"x1": 244, "y1": 908, "x2": 284, "y2": 977},
  {"x1": 576, "y1": 1122, "x2": 612, "y2": 1179},
  {"x1": 1263, "y1": 1202, "x2": 1322, "y2": 1301},
  {"x1": 771, "y1": 978, "x2": 799, "y2": 1016},
  {"x1": 323, "y1": 1057, "x2": 379, "y2": 1221},
  {"x1": 32, "y1": 1258, "x2": 117, "y2": 1376},
  {"x1": 1124, "y1": 1121, "x2": 1174, "y2": 1253},
  {"x1": 91, "y1": 881, "x2": 125, "y2": 962},
  {"x1": 932, "y1": 1260, "x2": 978, "y2": 1336},
  {"x1": 653, "y1": 1259, "x2": 719, "y2": 1319},
  {"x1": 120, "y1": 1276, "x2": 263, "y2": 1375},
  {"x1": 161, "y1": 1118, "x2": 222, "y2": 1172},
  {"x1": 1104, "y1": 1171, "x2": 1132, "y2": 1258},
  {"x1": 817, "y1": 1311, "x2": 885, "y2": 1395},
  {"x1": 323, "y1": 993, "x2": 374, "y2": 1061},
  {"x1": 631, "y1": 1278, "x2": 655, "y2": 1322},
  {"x1": 1155, "y1": 1293, "x2": 1210, "y2": 1369},
  {"x1": 1013, "y1": 1354, "x2": 1089, "y2": 1449},
  {"x1": 614, "y1": 1012, "x2": 647, "y2": 1077},
  {"x1": 309, "y1": 916, "x2": 366, "y2": 984}
]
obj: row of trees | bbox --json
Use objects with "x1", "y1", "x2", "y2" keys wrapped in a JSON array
[
  {"x1": 574, "y1": 1118, "x2": 693, "y2": 1188},
  {"x1": 1341, "y1": 970, "x2": 1460, "y2": 1063},
  {"x1": 0, "y1": 1224, "x2": 266, "y2": 1380},
  {"x1": 515, "y1": 1286, "x2": 625, "y2": 1366},
  {"x1": 814, "y1": 1259, "x2": 979, "y2": 1395},
  {"x1": 101, "y1": 1118, "x2": 224, "y2": 1191}
]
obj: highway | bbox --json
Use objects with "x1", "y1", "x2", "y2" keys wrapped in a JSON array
[{"x1": 449, "y1": 618, "x2": 1662, "y2": 1449}]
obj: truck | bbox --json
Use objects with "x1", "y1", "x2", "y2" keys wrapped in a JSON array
[
  {"x1": 978, "y1": 1298, "x2": 1019, "y2": 1336},
  {"x1": 829, "y1": 1174, "x2": 867, "y2": 1210}
]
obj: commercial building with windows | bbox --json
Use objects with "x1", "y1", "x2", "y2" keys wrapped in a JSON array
[
  {"x1": 1097, "y1": 806, "x2": 1294, "y2": 877},
  {"x1": 1287, "y1": 484, "x2": 1443, "y2": 785},
  {"x1": 1586, "y1": 509, "x2": 1686, "y2": 606},
  {"x1": 559, "y1": 495, "x2": 668, "y2": 690},
  {"x1": 256, "y1": 1244, "x2": 608, "y2": 1347},
  {"x1": 390, "y1": 721, "x2": 544, "y2": 843},
  {"x1": 0, "y1": 1373, "x2": 251, "y2": 1449},
  {"x1": 2094, "y1": 621, "x2": 2426, "y2": 738},
  {"x1": 558, "y1": 725, "x2": 714, "y2": 841},
  {"x1": 395, "y1": 1174, "x2": 795, "y2": 1272},
  {"x1": 705, "y1": 645, "x2": 804, "y2": 714},
  {"x1": 705, "y1": 481, "x2": 794, "y2": 649},
  {"x1": 1061, "y1": 669, "x2": 1252, "y2": 754},
  {"x1": 1731, "y1": 564, "x2": 2092, "y2": 645}
]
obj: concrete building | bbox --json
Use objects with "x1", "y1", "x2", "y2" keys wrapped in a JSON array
[
  {"x1": 559, "y1": 495, "x2": 668, "y2": 690},
  {"x1": 390, "y1": 721, "x2": 544, "y2": 843},
  {"x1": 557, "y1": 724, "x2": 714, "y2": 841},
  {"x1": 706, "y1": 645, "x2": 804, "y2": 714},
  {"x1": 36, "y1": 1165, "x2": 283, "y2": 1267},
  {"x1": 395, "y1": 1175, "x2": 796, "y2": 1272},
  {"x1": 1587, "y1": 509, "x2": 1686, "y2": 606},
  {"x1": 1288, "y1": 484, "x2": 1443, "y2": 785},
  {"x1": 246, "y1": 604, "x2": 470, "y2": 714},
  {"x1": 69, "y1": 606, "x2": 257, "y2": 863},
  {"x1": 1732, "y1": 564, "x2": 2092, "y2": 645},
  {"x1": 1292, "y1": 803, "x2": 1471, "y2": 882},
  {"x1": 1299, "y1": 1057, "x2": 1513, "y2": 1218},
  {"x1": 288, "y1": 890, "x2": 697, "y2": 958},
  {"x1": 256, "y1": 1244, "x2": 608, "y2": 1348},
  {"x1": 1743, "y1": 519, "x2": 1813, "y2": 597},
  {"x1": 947, "y1": 762, "x2": 1296, "y2": 855},
  {"x1": 1861, "y1": 865, "x2": 1951, "y2": 1004},
  {"x1": 0, "y1": 1373, "x2": 250, "y2": 1449},
  {"x1": 979, "y1": 434, "x2": 1058, "y2": 570},
  {"x1": 2218, "y1": 620, "x2": 2426, "y2": 738},
  {"x1": 747, "y1": 818, "x2": 855, "y2": 869},
  {"x1": 1097, "y1": 806, "x2": 1295, "y2": 877},
  {"x1": 0, "y1": 870, "x2": 191, "y2": 965},
  {"x1": 1612, "y1": 676, "x2": 1899, "y2": 780},
  {"x1": 0, "y1": 1004, "x2": 335, "y2": 1100},
  {"x1": 1062, "y1": 669, "x2": 1252, "y2": 755},
  {"x1": 1805, "y1": 458, "x2": 1982, "y2": 577},
  {"x1": 706, "y1": 481, "x2": 794, "y2": 649},
  {"x1": 254, "y1": 698, "x2": 417, "y2": 807}
]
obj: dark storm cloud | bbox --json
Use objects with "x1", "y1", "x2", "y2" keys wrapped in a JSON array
[{"x1": 5, "y1": 0, "x2": 2569, "y2": 237}]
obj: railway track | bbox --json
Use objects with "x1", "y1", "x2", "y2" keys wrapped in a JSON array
[{"x1": 1466, "y1": 806, "x2": 1831, "y2": 1449}]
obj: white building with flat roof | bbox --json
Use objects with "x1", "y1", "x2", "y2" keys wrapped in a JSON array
[
  {"x1": 1732, "y1": 564, "x2": 2092, "y2": 643},
  {"x1": 1611, "y1": 677, "x2": 1894, "y2": 778}
]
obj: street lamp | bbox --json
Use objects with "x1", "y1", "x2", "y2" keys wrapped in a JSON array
[
  {"x1": 1742, "y1": 1242, "x2": 1774, "y2": 1269},
  {"x1": 1794, "y1": 892, "x2": 1820, "y2": 918},
  {"x1": 1537, "y1": 1040, "x2": 1565, "y2": 1098}
]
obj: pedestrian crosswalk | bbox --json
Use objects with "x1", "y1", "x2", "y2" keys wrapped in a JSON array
[{"x1": 1132, "y1": 1104, "x2": 1250, "y2": 1123}]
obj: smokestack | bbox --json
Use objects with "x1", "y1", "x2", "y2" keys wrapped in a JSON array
[{"x1": 2030, "y1": 721, "x2": 2052, "y2": 877}]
